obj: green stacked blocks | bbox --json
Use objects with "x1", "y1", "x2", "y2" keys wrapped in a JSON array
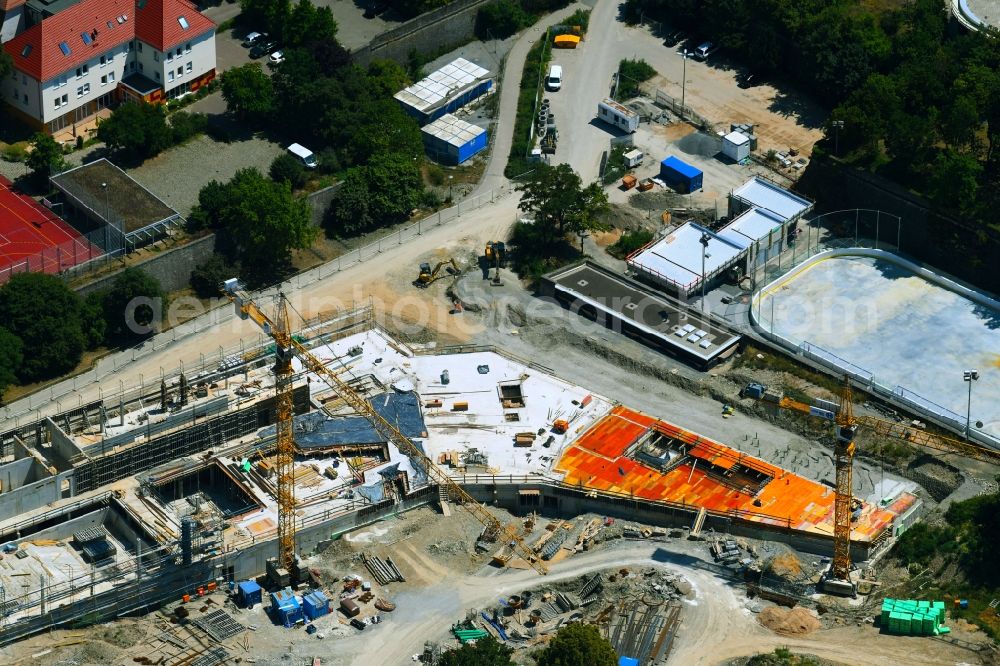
[{"x1": 880, "y1": 598, "x2": 950, "y2": 636}]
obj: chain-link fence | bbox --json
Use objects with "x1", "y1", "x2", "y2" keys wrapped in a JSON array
[{"x1": 745, "y1": 209, "x2": 1000, "y2": 450}]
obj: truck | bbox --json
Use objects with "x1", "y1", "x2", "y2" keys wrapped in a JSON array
[{"x1": 597, "y1": 98, "x2": 640, "y2": 133}]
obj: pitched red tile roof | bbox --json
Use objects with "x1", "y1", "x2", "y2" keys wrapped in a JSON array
[
  {"x1": 4, "y1": 0, "x2": 134, "y2": 82},
  {"x1": 0, "y1": 0, "x2": 27, "y2": 11},
  {"x1": 135, "y1": 0, "x2": 215, "y2": 53},
  {"x1": 3, "y1": 0, "x2": 215, "y2": 83}
]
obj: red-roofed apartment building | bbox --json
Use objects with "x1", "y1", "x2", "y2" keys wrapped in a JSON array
[{"x1": 1, "y1": 0, "x2": 215, "y2": 138}]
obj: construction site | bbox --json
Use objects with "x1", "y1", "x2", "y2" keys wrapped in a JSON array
[{"x1": 0, "y1": 256, "x2": 996, "y2": 666}]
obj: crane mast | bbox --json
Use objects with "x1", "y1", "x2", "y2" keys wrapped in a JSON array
[
  {"x1": 745, "y1": 374, "x2": 999, "y2": 596},
  {"x1": 272, "y1": 298, "x2": 298, "y2": 576},
  {"x1": 831, "y1": 378, "x2": 857, "y2": 585},
  {"x1": 224, "y1": 281, "x2": 547, "y2": 576}
]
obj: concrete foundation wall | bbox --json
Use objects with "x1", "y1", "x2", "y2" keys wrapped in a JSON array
[
  {"x1": 75, "y1": 234, "x2": 218, "y2": 298},
  {"x1": 0, "y1": 459, "x2": 66, "y2": 517},
  {"x1": 463, "y1": 481, "x2": 876, "y2": 562},
  {"x1": 352, "y1": 0, "x2": 491, "y2": 66},
  {"x1": 45, "y1": 417, "x2": 84, "y2": 469}
]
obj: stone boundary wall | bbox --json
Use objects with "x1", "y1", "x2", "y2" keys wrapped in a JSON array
[
  {"x1": 74, "y1": 234, "x2": 218, "y2": 297},
  {"x1": 352, "y1": 0, "x2": 495, "y2": 66}
]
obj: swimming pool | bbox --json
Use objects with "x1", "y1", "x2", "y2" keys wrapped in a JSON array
[{"x1": 754, "y1": 250, "x2": 1000, "y2": 439}]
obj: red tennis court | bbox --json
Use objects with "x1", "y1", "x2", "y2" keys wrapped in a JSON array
[{"x1": 0, "y1": 175, "x2": 103, "y2": 280}]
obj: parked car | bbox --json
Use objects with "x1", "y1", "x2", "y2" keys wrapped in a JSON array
[
  {"x1": 269, "y1": 50, "x2": 285, "y2": 64},
  {"x1": 738, "y1": 72, "x2": 757, "y2": 88},
  {"x1": 249, "y1": 40, "x2": 277, "y2": 59},
  {"x1": 242, "y1": 32, "x2": 264, "y2": 48},
  {"x1": 664, "y1": 30, "x2": 685, "y2": 47},
  {"x1": 693, "y1": 41, "x2": 718, "y2": 60}
]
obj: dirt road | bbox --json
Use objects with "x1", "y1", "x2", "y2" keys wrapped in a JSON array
[{"x1": 331, "y1": 539, "x2": 981, "y2": 666}]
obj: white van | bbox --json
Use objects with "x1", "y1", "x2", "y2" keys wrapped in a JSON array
[
  {"x1": 287, "y1": 143, "x2": 318, "y2": 169},
  {"x1": 546, "y1": 65, "x2": 563, "y2": 91}
]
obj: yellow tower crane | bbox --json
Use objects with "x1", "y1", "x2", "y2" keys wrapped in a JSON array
[
  {"x1": 226, "y1": 285, "x2": 299, "y2": 574},
  {"x1": 744, "y1": 375, "x2": 1000, "y2": 596},
  {"x1": 224, "y1": 280, "x2": 548, "y2": 576}
]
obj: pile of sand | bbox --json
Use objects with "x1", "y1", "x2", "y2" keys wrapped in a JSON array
[
  {"x1": 769, "y1": 552, "x2": 804, "y2": 581},
  {"x1": 758, "y1": 606, "x2": 821, "y2": 636}
]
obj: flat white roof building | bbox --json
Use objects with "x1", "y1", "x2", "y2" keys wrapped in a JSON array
[
  {"x1": 730, "y1": 176, "x2": 813, "y2": 221},
  {"x1": 628, "y1": 205, "x2": 790, "y2": 297},
  {"x1": 627, "y1": 222, "x2": 746, "y2": 294},
  {"x1": 394, "y1": 57, "x2": 492, "y2": 124}
]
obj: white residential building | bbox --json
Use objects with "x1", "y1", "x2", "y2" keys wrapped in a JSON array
[{"x1": 1, "y1": 0, "x2": 215, "y2": 137}]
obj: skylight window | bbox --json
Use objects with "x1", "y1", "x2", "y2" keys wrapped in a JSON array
[
  {"x1": 81, "y1": 32, "x2": 92, "y2": 45},
  {"x1": 178, "y1": 16, "x2": 189, "y2": 30},
  {"x1": 107, "y1": 21, "x2": 114, "y2": 29},
  {"x1": 20, "y1": 44, "x2": 31, "y2": 57},
  {"x1": 59, "y1": 41, "x2": 71, "y2": 56},
  {"x1": 117, "y1": 15, "x2": 125, "y2": 24}
]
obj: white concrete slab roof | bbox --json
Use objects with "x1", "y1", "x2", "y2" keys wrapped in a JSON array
[
  {"x1": 724, "y1": 131, "x2": 750, "y2": 146},
  {"x1": 393, "y1": 58, "x2": 489, "y2": 114},
  {"x1": 629, "y1": 222, "x2": 746, "y2": 290},
  {"x1": 731, "y1": 177, "x2": 812, "y2": 221},
  {"x1": 290, "y1": 330, "x2": 615, "y2": 477},
  {"x1": 718, "y1": 207, "x2": 785, "y2": 246}
]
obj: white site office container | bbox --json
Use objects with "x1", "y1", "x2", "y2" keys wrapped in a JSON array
[{"x1": 597, "y1": 98, "x2": 640, "y2": 133}]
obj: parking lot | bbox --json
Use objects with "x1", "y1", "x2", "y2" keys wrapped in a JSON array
[{"x1": 541, "y1": 0, "x2": 826, "y2": 188}]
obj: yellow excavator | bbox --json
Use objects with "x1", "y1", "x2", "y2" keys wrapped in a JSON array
[{"x1": 415, "y1": 258, "x2": 459, "y2": 287}]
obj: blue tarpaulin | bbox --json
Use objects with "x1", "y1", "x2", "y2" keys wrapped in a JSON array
[{"x1": 257, "y1": 391, "x2": 427, "y2": 450}]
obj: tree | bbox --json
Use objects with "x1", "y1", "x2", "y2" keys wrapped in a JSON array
[
  {"x1": 0, "y1": 327, "x2": 23, "y2": 402},
  {"x1": 0, "y1": 49, "x2": 12, "y2": 79},
  {"x1": 535, "y1": 623, "x2": 617, "y2": 666},
  {"x1": 269, "y1": 153, "x2": 308, "y2": 189},
  {"x1": 285, "y1": 0, "x2": 338, "y2": 49},
  {"x1": 190, "y1": 254, "x2": 236, "y2": 298},
  {"x1": 25, "y1": 132, "x2": 66, "y2": 188},
  {"x1": 221, "y1": 63, "x2": 274, "y2": 126},
  {"x1": 81, "y1": 291, "x2": 107, "y2": 349},
  {"x1": 346, "y1": 99, "x2": 423, "y2": 166},
  {"x1": 516, "y1": 164, "x2": 609, "y2": 248},
  {"x1": 475, "y1": 0, "x2": 528, "y2": 40},
  {"x1": 942, "y1": 95, "x2": 980, "y2": 149},
  {"x1": 926, "y1": 149, "x2": 981, "y2": 215},
  {"x1": 615, "y1": 58, "x2": 656, "y2": 100},
  {"x1": 189, "y1": 179, "x2": 230, "y2": 230},
  {"x1": 324, "y1": 153, "x2": 423, "y2": 236},
  {"x1": 438, "y1": 635, "x2": 514, "y2": 666},
  {"x1": 212, "y1": 168, "x2": 316, "y2": 286},
  {"x1": 240, "y1": 0, "x2": 292, "y2": 41},
  {"x1": 102, "y1": 268, "x2": 164, "y2": 345},
  {"x1": 0, "y1": 273, "x2": 86, "y2": 382},
  {"x1": 97, "y1": 102, "x2": 173, "y2": 161}
]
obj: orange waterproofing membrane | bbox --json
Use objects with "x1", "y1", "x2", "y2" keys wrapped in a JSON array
[{"x1": 554, "y1": 406, "x2": 914, "y2": 541}]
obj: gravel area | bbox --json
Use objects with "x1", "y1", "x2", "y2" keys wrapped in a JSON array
[{"x1": 128, "y1": 134, "x2": 283, "y2": 216}]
